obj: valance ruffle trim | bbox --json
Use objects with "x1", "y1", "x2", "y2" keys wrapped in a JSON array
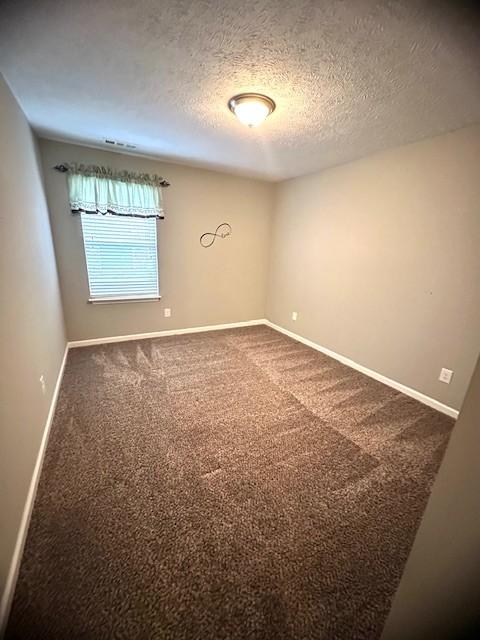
[{"x1": 71, "y1": 206, "x2": 164, "y2": 220}]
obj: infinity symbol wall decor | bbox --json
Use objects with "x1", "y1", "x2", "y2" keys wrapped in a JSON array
[{"x1": 200, "y1": 223, "x2": 232, "y2": 248}]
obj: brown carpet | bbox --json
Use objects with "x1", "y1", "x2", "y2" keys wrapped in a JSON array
[{"x1": 7, "y1": 325, "x2": 454, "y2": 639}]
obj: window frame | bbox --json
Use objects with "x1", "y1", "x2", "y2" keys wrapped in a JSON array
[{"x1": 79, "y1": 213, "x2": 161, "y2": 305}]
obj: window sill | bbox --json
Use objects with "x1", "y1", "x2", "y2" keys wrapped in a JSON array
[{"x1": 88, "y1": 296, "x2": 162, "y2": 305}]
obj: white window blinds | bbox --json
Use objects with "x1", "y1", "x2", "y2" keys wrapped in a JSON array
[{"x1": 80, "y1": 213, "x2": 159, "y2": 301}]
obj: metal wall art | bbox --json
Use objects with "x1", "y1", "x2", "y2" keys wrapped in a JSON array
[{"x1": 200, "y1": 223, "x2": 232, "y2": 248}]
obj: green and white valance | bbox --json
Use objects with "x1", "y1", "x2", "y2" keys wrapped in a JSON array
[{"x1": 56, "y1": 163, "x2": 169, "y2": 219}]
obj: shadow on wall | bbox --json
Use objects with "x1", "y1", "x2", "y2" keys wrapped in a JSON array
[{"x1": 381, "y1": 356, "x2": 480, "y2": 640}]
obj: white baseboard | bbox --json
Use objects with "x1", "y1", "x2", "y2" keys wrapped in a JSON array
[
  {"x1": 264, "y1": 320, "x2": 459, "y2": 419},
  {"x1": 68, "y1": 319, "x2": 267, "y2": 348},
  {"x1": 0, "y1": 345, "x2": 69, "y2": 637}
]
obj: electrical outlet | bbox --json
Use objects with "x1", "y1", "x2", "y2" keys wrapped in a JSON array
[
  {"x1": 292, "y1": 311, "x2": 298, "y2": 321},
  {"x1": 164, "y1": 308, "x2": 171, "y2": 318},
  {"x1": 39, "y1": 375, "x2": 46, "y2": 395},
  {"x1": 439, "y1": 368, "x2": 453, "y2": 384}
]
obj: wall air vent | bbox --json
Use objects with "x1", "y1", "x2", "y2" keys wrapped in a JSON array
[{"x1": 104, "y1": 139, "x2": 137, "y2": 149}]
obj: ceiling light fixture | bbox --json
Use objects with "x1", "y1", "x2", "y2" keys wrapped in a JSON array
[{"x1": 228, "y1": 93, "x2": 276, "y2": 128}]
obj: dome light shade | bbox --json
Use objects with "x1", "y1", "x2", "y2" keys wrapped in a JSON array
[{"x1": 228, "y1": 93, "x2": 276, "y2": 127}]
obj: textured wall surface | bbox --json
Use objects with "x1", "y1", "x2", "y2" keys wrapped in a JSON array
[
  {"x1": 267, "y1": 124, "x2": 480, "y2": 410},
  {"x1": 40, "y1": 139, "x2": 273, "y2": 341},
  {"x1": 0, "y1": 75, "x2": 66, "y2": 617},
  {"x1": 0, "y1": 0, "x2": 479, "y2": 180}
]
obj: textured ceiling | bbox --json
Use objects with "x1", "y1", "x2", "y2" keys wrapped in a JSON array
[{"x1": 1, "y1": 0, "x2": 479, "y2": 180}]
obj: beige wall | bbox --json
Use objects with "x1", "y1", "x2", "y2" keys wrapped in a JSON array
[
  {"x1": 267, "y1": 125, "x2": 480, "y2": 410},
  {"x1": 381, "y1": 355, "x2": 480, "y2": 639},
  {"x1": 0, "y1": 76, "x2": 66, "y2": 618},
  {"x1": 39, "y1": 140, "x2": 274, "y2": 341}
]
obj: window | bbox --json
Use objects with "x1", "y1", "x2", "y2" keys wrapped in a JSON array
[{"x1": 80, "y1": 213, "x2": 159, "y2": 302}]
